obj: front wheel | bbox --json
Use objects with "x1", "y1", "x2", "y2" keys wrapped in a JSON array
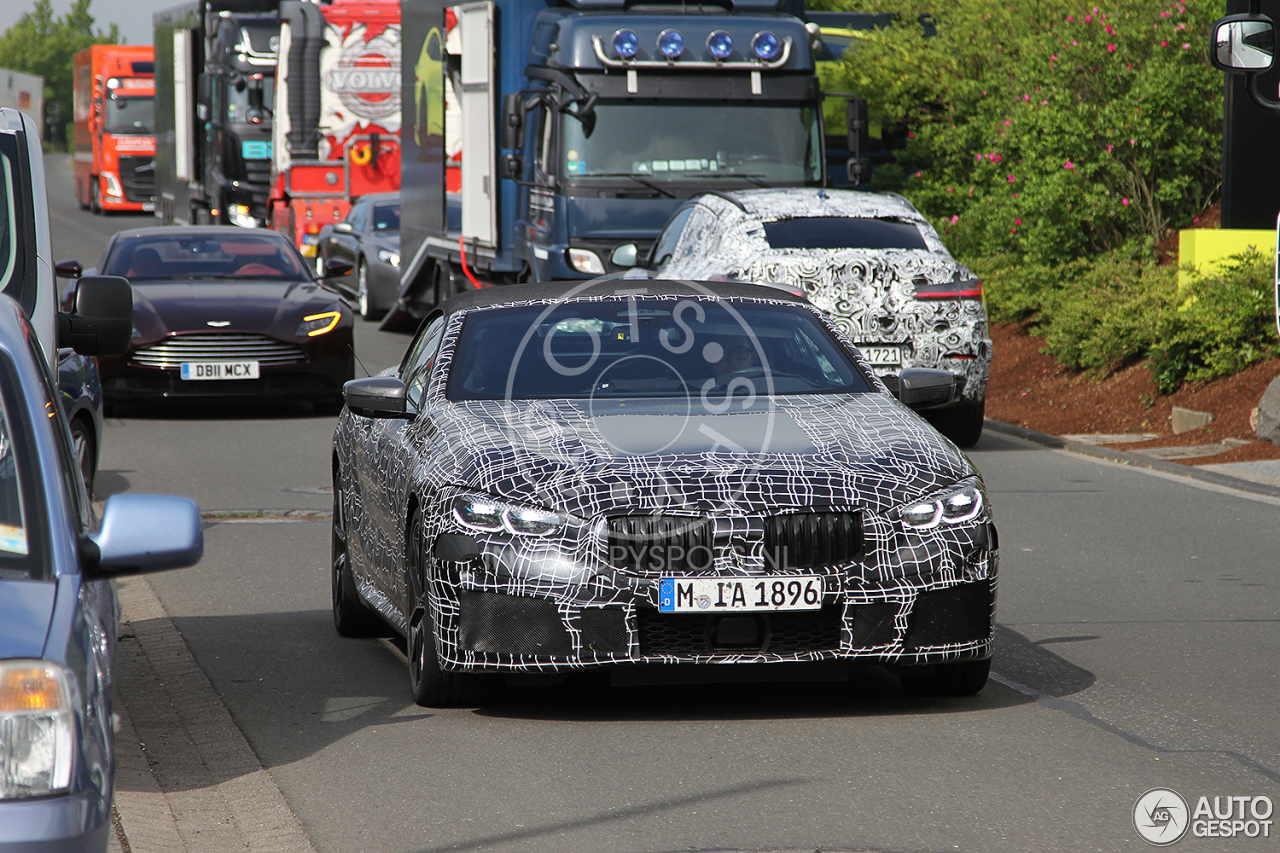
[
  {"x1": 406, "y1": 509, "x2": 483, "y2": 707},
  {"x1": 331, "y1": 475, "x2": 383, "y2": 637},
  {"x1": 69, "y1": 418, "x2": 95, "y2": 497},
  {"x1": 899, "y1": 658, "x2": 991, "y2": 697},
  {"x1": 926, "y1": 400, "x2": 985, "y2": 448}
]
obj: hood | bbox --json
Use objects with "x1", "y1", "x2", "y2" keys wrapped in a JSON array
[
  {"x1": 130, "y1": 279, "x2": 340, "y2": 338},
  {"x1": 422, "y1": 393, "x2": 971, "y2": 519},
  {"x1": 0, "y1": 578, "x2": 56, "y2": 659},
  {"x1": 566, "y1": 195, "x2": 683, "y2": 241}
]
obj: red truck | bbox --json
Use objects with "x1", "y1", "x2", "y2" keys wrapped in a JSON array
[
  {"x1": 72, "y1": 44, "x2": 157, "y2": 213},
  {"x1": 270, "y1": 0, "x2": 401, "y2": 255}
]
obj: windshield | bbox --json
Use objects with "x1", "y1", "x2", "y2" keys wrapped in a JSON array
[
  {"x1": 372, "y1": 202, "x2": 400, "y2": 233},
  {"x1": 228, "y1": 77, "x2": 275, "y2": 124},
  {"x1": 0, "y1": 360, "x2": 44, "y2": 579},
  {"x1": 448, "y1": 300, "x2": 868, "y2": 401},
  {"x1": 560, "y1": 102, "x2": 822, "y2": 185},
  {"x1": 764, "y1": 217, "x2": 929, "y2": 251},
  {"x1": 105, "y1": 94, "x2": 155, "y2": 134},
  {"x1": 104, "y1": 233, "x2": 309, "y2": 281}
]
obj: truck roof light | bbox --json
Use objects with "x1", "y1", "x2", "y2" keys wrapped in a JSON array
[
  {"x1": 752, "y1": 31, "x2": 781, "y2": 61},
  {"x1": 657, "y1": 29, "x2": 684, "y2": 59},
  {"x1": 612, "y1": 29, "x2": 639, "y2": 59},
  {"x1": 706, "y1": 31, "x2": 733, "y2": 60}
]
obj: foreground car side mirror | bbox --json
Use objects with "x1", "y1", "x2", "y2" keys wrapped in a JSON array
[
  {"x1": 321, "y1": 258, "x2": 354, "y2": 278},
  {"x1": 892, "y1": 368, "x2": 959, "y2": 410},
  {"x1": 1210, "y1": 15, "x2": 1275, "y2": 72},
  {"x1": 343, "y1": 376, "x2": 413, "y2": 419},
  {"x1": 57, "y1": 275, "x2": 134, "y2": 356},
  {"x1": 83, "y1": 494, "x2": 204, "y2": 578}
]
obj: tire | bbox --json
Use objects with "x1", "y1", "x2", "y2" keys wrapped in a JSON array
[
  {"x1": 90, "y1": 179, "x2": 101, "y2": 215},
  {"x1": 927, "y1": 399, "x2": 985, "y2": 448},
  {"x1": 405, "y1": 507, "x2": 481, "y2": 707},
  {"x1": 69, "y1": 417, "x2": 95, "y2": 497},
  {"x1": 900, "y1": 658, "x2": 991, "y2": 697},
  {"x1": 356, "y1": 259, "x2": 387, "y2": 321},
  {"x1": 331, "y1": 473, "x2": 383, "y2": 637}
]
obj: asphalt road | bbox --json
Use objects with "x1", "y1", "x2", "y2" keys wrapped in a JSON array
[{"x1": 46, "y1": 155, "x2": 1280, "y2": 853}]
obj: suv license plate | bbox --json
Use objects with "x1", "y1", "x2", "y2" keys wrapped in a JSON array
[{"x1": 658, "y1": 577, "x2": 823, "y2": 613}]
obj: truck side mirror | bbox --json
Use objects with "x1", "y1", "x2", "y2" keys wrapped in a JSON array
[
  {"x1": 846, "y1": 96, "x2": 870, "y2": 185},
  {"x1": 501, "y1": 92, "x2": 525, "y2": 150},
  {"x1": 1210, "y1": 16, "x2": 1276, "y2": 72},
  {"x1": 57, "y1": 275, "x2": 134, "y2": 356}
]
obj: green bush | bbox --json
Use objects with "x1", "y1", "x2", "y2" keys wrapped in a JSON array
[{"x1": 981, "y1": 250, "x2": 1277, "y2": 394}]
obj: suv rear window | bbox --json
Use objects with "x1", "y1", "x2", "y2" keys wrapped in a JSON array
[{"x1": 763, "y1": 217, "x2": 928, "y2": 251}]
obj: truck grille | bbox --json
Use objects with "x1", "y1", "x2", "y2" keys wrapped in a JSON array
[
  {"x1": 118, "y1": 155, "x2": 154, "y2": 203},
  {"x1": 131, "y1": 334, "x2": 306, "y2": 369}
]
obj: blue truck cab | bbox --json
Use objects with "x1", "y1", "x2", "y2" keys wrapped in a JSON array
[{"x1": 397, "y1": 0, "x2": 826, "y2": 318}]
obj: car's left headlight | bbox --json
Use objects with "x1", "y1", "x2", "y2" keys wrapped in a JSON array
[
  {"x1": 898, "y1": 478, "x2": 987, "y2": 530},
  {"x1": 453, "y1": 493, "x2": 570, "y2": 537},
  {"x1": 0, "y1": 661, "x2": 74, "y2": 799},
  {"x1": 296, "y1": 307, "x2": 344, "y2": 337},
  {"x1": 377, "y1": 248, "x2": 400, "y2": 268}
]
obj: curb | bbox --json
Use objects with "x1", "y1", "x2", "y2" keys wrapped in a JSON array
[{"x1": 982, "y1": 418, "x2": 1280, "y2": 500}]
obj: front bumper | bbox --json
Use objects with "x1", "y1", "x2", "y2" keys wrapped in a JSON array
[
  {"x1": 0, "y1": 788, "x2": 110, "y2": 853},
  {"x1": 420, "y1": 517, "x2": 997, "y2": 672}
]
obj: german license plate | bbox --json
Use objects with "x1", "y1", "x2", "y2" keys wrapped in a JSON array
[
  {"x1": 180, "y1": 361, "x2": 259, "y2": 380},
  {"x1": 859, "y1": 345, "x2": 903, "y2": 367},
  {"x1": 658, "y1": 576, "x2": 823, "y2": 613}
]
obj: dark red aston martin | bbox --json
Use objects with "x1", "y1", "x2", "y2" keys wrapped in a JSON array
[{"x1": 59, "y1": 226, "x2": 356, "y2": 412}]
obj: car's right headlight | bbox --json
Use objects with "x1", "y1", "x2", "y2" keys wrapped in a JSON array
[{"x1": 0, "y1": 661, "x2": 74, "y2": 799}]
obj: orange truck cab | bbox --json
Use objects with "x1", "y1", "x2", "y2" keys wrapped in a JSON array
[
  {"x1": 269, "y1": 0, "x2": 401, "y2": 255},
  {"x1": 73, "y1": 44, "x2": 157, "y2": 213}
]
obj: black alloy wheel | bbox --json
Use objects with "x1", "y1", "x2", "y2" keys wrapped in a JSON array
[
  {"x1": 331, "y1": 473, "x2": 383, "y2": 637},
  {"x1": 356, "y1": 259, "x2": 382, "y2": 320},
  {"x1": 405, "y1": 507, "x2": 481, "y2": 707},
  {"x1": 899, "y1": 657, "x2": 991, "y2": 697}
]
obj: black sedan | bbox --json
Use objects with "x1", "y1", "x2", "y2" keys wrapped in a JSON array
[
  {"x1": 314, "y1": 192, "x2": 400, "y2": 320},
  {"x1": 332, "y1": 279, "x2": 998, "y2": 706},
  {"x1": 0, "y1": 291, "x2": 202, "y2": 851},
  {"x1": 60, "y1": 227, "x2": 355, "y2": 412}
]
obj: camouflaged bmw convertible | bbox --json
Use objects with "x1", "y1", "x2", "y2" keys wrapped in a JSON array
[{"x1": 331, "y1": 279, "x2": 998, "y2": 706}]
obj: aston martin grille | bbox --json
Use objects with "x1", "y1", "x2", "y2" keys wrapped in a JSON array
[{"x1": 131, "y1": 334, "x2": 306, "y2": 369}]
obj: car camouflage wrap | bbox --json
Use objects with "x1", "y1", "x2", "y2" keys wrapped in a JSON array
[
  {"x1": 654, "y1": 189, "x2": 991, "y2": 410},
  {"x1": 332, "y1": 282, "x2": 997, "y2": 703}
]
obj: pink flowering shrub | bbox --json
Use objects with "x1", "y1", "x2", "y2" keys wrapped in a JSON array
[{"x1": 829, "y1": 0, "x2": 1220, "y2": 267}]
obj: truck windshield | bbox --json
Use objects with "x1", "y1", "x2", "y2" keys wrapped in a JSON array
[
  {"x1": 560, "y1": 101, "x2": 822, "y2": 185},
  {"x1": 105, "y1": 94, "x2": 154, "y2": 134}
]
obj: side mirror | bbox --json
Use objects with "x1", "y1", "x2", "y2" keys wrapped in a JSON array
[
  {"x1": 57, "y1": 275, "x2": 133, "y2": 356},
  {"x1": 1210, "y1": 15, "x2": 1276, "y2": 72},
  {"x1": 846, "y1": 95, "x2": 870, "y2": 184},
  {"x1": 55, "y1": 260, "x2": 82, "y2": 279},
  {"x1": 501, "y1": 92, "x2": 525, "y2": 150},
  {"x1": 333, "y1": 222, "x2": 354, "y2": 234},
  {"x1": 84, "y1": 494, "x2": 204, "y2": 578},
  {"x1": 343, "y1": 376, "x2": 412, "y2": 419},
  {"x1": 892, "y1": 367, "x2": 958, "y2": 410},
  {"x1": 321, "y1": 258, "x2": 354, "y2": 278},
  {"x1": 610, "y1": 243, "x2": 640, "y2": 269}
]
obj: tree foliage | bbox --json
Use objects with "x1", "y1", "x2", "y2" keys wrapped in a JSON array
[
  {"x1": 826, "y1": 0, "x2": 1222, "y2": 266},
  {"x1": 0, "y1": 0, "x2": 120, "y2": 146}
]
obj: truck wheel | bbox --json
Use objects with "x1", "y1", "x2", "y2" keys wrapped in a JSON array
[{"x1": 90, "y1": 180, "x2": 101, "y2": 214}]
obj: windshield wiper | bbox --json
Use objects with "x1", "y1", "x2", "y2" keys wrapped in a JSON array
[
  {"x1": 580, "y1": 173, "x2": 677, "y2": 199},
  {"x1": 683, "y1": 172, "x2": 771, "y2": 188}
]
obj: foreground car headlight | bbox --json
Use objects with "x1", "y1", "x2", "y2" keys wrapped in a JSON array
[
  {"x1": 296, "y1": 308, "x2": 343, "y2": 337},
  {"x1": 377, "y1": 248, "x2": 400, "y2": 268},
  {"x1": 453, "y1": 494, "x2": 569, "y2": 537},
  {"x1": 898, "y1": 478, "x2": 986, "y2": 530},
  {"x1": 0, "y1": 661, "x2": 74, "y2": 799}
]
